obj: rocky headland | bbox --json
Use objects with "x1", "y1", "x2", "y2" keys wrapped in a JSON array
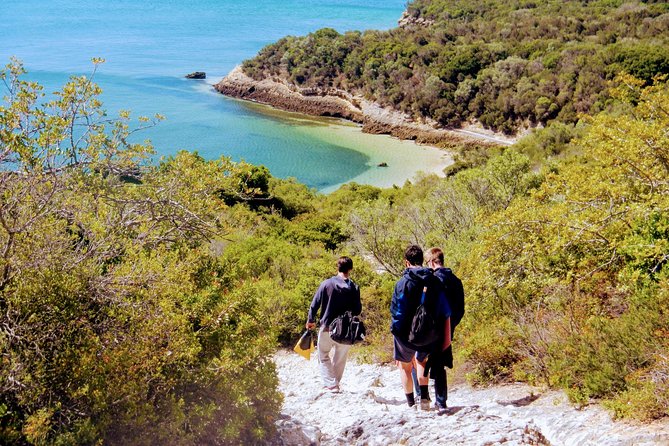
[{"x1": 214, "y1": 66, "x2": 515, "y2": 147}]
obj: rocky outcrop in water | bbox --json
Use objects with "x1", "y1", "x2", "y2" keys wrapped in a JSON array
[
  {"x1": 186, "y1": 71, "x2": 206, "y2": 79},
  {"x1": 215, "y1": 66, "x2": 364, "y2": 122}
]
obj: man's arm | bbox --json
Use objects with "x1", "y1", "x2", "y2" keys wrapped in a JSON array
[
  {"x1": 437, "y1": 286, "x2": 452, "y2": 350},
  {"x1": 306, "y1": 281, "x2": 326, "y2": 329},
  {"x1": 351, "y1": 283, "x2": 362, "y2": 316},
  {"x1": 450, "y1": 276, "x2": 465, "y2": 329},
  {"x1": 390, "y1": 284, "x2": 408, "y2": 336}
]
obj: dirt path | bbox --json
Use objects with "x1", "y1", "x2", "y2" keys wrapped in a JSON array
[
  {"x1": 273, "y1": 350, "x2": 669, "y2": 446},
  {"x1": 453, "y1": 128, "x2": 515, "y2": 146}
]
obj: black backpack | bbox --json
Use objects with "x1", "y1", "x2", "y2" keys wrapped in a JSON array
[
  {"x1": 329, "y1": 311, "x2": 366, "y2": 345},
  {"x1": 408, "y1": 286, "x2": 440, "y2": 347}
]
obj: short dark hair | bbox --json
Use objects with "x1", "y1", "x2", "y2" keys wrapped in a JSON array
[
  {"x1": 404, "y1": 245, "x2": 423, "y2": 267},
  {"x1": 337, "y1": 256, "x2": 353, "y2": 273}
]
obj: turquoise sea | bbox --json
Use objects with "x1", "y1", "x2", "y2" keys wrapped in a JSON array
[{"x1": 1, "y1": 0, "x2": 449, "y2": 191}]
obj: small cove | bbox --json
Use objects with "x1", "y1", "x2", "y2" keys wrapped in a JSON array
[
  {"x1": 229, "y1": 98, "x2": 453, "y2": 193},
  {"x1": 1, "y1": 0, "x2": 450, "y2": 192}
]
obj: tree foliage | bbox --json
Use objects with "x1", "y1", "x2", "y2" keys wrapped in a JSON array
[
  {"x1": 243, "y1": 0, "x2": 669, "y2": 134},
  {"x1": 0, "y1": 61, "x2": 282, "y2": 445}
]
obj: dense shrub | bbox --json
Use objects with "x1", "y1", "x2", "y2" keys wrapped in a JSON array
[
  {"x1": 243, "y1": 0, "x2": 669, "y2": 133},
  {"x1": 0, "y1": 62, "x2": 281, "y2": 445}
]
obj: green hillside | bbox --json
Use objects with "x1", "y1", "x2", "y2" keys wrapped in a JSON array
[
  {"x1": 243, "y1": 0, "x2": 669, "y2": 133},
  {"x1": 2, "y1": 2, "x2": 669, "y2": 443}
]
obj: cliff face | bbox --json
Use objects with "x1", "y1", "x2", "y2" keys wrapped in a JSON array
[
  {"x1": 215, "y1": 66, "x2": 364, "y2": 122},
  {"x1": 214, "y1": 67, "x2": 508, "y2": 146}
]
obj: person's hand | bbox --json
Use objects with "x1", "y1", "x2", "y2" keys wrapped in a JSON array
[{"x1": 306, "y1": 322, "x2": 316, "y2": 330}]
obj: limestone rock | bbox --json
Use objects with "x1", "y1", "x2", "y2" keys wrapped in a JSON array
[
  {"x1": 275, "y1": 415, "x2": 321, "y2": 446},
  {"x1": 214, "y1": 67, "x2": 511, "y2": 147}
]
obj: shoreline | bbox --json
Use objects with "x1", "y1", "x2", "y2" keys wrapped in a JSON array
[
  {"x1": 233, "y1": 97, "x2": 453, "y2": 193},
  {"x1": 214, "y1": 66, "x2": 515, "y2": 149}
]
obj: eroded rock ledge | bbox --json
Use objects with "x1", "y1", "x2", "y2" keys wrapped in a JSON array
[{"x1": 214, "y1": 66, "x2": 511, "y2": 147}]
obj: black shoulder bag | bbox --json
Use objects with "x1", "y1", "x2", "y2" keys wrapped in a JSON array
[{"x1": 329, "y1": 311, "x2": 366, "y2": 345}]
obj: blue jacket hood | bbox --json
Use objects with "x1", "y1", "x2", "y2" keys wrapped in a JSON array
[
  {"x1": 391, "y1": 267, "x2": 450, "y2": 344},
  {"x1": 403, "y1": 266, "x2": 434, "y2": 284}
]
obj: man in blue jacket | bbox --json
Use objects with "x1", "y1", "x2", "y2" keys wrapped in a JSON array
[
  {"x1": 391, "y1": 245, "x2": 450, "y2": 409},
  {"x1": 306, "y1": 256, "x2": 362, "y2": 392},
  {"x1": 425, "y1": 247, "x2": 465, "y2": 412}
]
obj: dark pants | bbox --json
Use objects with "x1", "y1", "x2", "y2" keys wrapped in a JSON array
[
  {"x1": 411, "y1": 366, "x2": 447, "y2": 405},
  {"x1": 433, "y1": 365, "x2": 447, "y2": 407},
  {"x1": 412, "y1": 346, "x2": 451, "y2": 406}
]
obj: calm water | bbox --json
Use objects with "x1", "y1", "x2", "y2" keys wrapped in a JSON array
[{"x1": 1, "y1": 1, "x2": 447, "y2": 190}]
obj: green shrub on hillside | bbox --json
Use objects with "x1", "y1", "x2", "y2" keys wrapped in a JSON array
[
  {"x1": 340, "y1": 75, "x2": 669, "y2": 420},
  {"x1": 243, "y1": 0, "x2": 669, "y2": 133},
  {"x1": 459, "y1": 76, "x2": 669, "y2": 415},
  {"x1": 0, "y1": 61, "x2": 281, "y2": 445}
]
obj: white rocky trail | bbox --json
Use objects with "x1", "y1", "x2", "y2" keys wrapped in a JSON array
[{"x1": 273, "y1": 350, "x2": 669, "y2": 446}]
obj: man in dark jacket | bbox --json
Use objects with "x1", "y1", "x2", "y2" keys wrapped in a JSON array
[
  {"x1": 306, "y1": 256, "x2": 362, "y2": 392},
  {"x1": 425, "y1": 247, "x2": 465, "y2": 412},
  {"x1": 391, "y1": 245, "x2": 450, "y2": 409}
]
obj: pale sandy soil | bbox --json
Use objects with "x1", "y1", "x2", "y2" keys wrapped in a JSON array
[{"x1": 274, "y1": 350, "x2": 669, "y2": 446}]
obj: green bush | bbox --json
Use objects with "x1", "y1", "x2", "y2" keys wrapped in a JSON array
[
  {"x1": 0, "y1": 62, "x2": 281, "y2": 445},
  {"x1": 461, "y1": 317, "x2": 522, "y2": 385}
]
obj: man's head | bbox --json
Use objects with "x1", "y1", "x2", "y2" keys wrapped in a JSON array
[
  {"x1": 337, "y1": 256, "x2": 354, "y2": 274},
  {"x1": 404, "y1": 245, "x2": 423, "y2": 267},
  {"x1": 425, "y1": 247, "x2": 444, "y2": 268}
]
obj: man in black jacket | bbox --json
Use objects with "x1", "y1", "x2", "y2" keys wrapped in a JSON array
[
  {"x1": 391, "y1": 245, "x2": 450, "y2": 409},
  {"x1": 306, "y1": 256, "x2": 362, "y2": 392},
  {"x1": 425, "y1": 247, "x2": 465, "y2": 412}
]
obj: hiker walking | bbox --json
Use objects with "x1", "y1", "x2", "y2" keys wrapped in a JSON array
[
  {"x1": 425, "y1": 247, "x2": 465, "y2": 412},
  {"x1": 306, "y1": 256, "x2": 362, "y2": 392},
  {"x1": 391, "y1": 245, "x2": 450, "y2": 409}
]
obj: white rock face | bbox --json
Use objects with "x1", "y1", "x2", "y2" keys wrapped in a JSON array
[{"x1": 274, "y1": 350, "x2": 669, "y2": 446}]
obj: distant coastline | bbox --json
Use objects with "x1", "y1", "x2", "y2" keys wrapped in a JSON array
[{"x1": 214, "y1": 66, "x2": 514, "y2": 148}]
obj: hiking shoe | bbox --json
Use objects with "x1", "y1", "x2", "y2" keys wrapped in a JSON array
[
  {"x1": 435, "y1": 402, "x2": 448, "y2": 414},
  {"x1": 419, "y1": 399, "x2": 431, "y2": 411}
]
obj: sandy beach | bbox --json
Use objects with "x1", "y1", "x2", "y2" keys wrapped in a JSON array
[{"x1": 237, "y1": 99, "x2": 454, "y2": 193}]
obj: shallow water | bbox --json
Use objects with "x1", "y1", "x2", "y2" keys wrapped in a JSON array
[{"x1": 1, "y1": 0, "x2": 448, "y2": 191}]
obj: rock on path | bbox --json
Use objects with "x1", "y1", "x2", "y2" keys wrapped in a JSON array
[{"x1": 273, "y1": 350, "x2": 669, "y2": 446}]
